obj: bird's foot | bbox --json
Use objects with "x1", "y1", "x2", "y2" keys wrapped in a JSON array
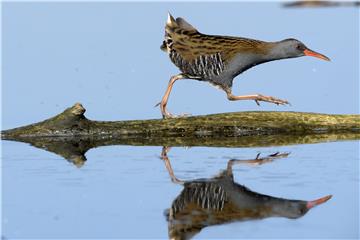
[
  {"x1": 228, "y1": 152, "x2": 290, "y2": 168},
  {"x1": 175, "y1": 112, "x2": 192, "y2": 118},
  {"x1": 162, "y1": 112, "x2": 192, "y2": 119},
  {"x1": 254, "y1": 94, "x2": 290, "y2": 106},
  {"x1": 162, "y1": 112, "x2": 174, "y2": 119},
  {"x1": 253, "y1": 152, "x2": 290, "y2": 165}
]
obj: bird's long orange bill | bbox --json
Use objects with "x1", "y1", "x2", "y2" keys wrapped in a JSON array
[
  {"x1": 304, "y1": 49, "x2": 331, "y2": 61},
  {"x1": 306, "y1": 195, "x2": 332, "y2": 209}
]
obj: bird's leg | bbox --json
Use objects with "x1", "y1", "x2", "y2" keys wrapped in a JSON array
[
  {"x1": 226, "y1": 152, "x2": 290, "y2": 175},
  {"x1": 160, "y1": 74, "x2": 188, "y2": 119},
  {"x1": 160, "y1": 146, "x2": 185, "y2": 185},
  {"x1": 225, "y1": 89, "x2": 290, "y2": 106}
]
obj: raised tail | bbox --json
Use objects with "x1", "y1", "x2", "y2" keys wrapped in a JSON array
[{"x1": 160, "y1": 13, "x2": 198, "y2": 53}]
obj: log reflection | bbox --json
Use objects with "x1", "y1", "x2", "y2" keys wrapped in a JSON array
[{"x1": 3, "y1": 132, "x2": 359, "y2": 167}]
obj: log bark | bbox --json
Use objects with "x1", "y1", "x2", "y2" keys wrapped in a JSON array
[{"x1": 2, "y1": 102, "x2": 360, "y2": 139}]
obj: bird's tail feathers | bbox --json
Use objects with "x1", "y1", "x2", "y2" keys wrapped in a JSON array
[
  {"x1": 165, "y1": 12, "x2": 198, "y2": 33},
  {"x1": 161, "y1": 13, "x2": 198, "y2": 52},
  {"x1": 166, "y1": 12, "x2": 178, "y2": 28}
]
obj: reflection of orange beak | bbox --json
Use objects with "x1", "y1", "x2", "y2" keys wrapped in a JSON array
[
  {"x1": 306, "y1": 195, "x2": 332, "y2": 209},
  {"x1": 304, "y1": 49, "x2": 331, "y2": 61}
]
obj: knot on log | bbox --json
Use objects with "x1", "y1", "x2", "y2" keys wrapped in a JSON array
[
  {"x1": 61, "y1": 103, "x2": 86, "y2": 120},
  {"x1": 1, "y1": 102, "x2": 92, "y2": 138},
  {"x1": 70, "y1": 103, "x2": 86, "y2": 116}
]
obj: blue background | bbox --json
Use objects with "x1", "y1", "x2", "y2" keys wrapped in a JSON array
[{"x1": 2, "y1": 2, "x2": 359, "y2": 129}]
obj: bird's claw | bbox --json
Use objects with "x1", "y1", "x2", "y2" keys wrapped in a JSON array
[
  {"x1": 162, "y1": 112, "x2": 174, "y2": 119},
  {"x1": 255, "y1": 94, "x2": 290, "y2": 106},
  {"x1": 252, "y1": 152, "x2": 290, "y2": 165},
  {"x1": 162, "y1": 112, "x2": 192, "y2": 119},
  {"x1": 177, "y1": 112, "x2": 192, "y2": 118}
]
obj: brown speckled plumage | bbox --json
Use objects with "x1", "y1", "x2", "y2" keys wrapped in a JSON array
[
  {"x1": 158, "y1": 13, "x2": 330, "y2": 119},
  {"x1": 161, "y1": 14, "x2": 272, "y2": 82}
]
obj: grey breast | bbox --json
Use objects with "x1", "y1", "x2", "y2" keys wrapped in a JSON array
[{"x1": 211, "y1": 53, "x2": 268, "y2": 89}]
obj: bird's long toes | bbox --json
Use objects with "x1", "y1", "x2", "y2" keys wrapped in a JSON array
[
  {"x1": 254, "y1": 95, "x2": 290, "y2": 106},
  {"x1": 281, "y1": 99, "x2": 291, "y2": 105},
  {"x1": 175, "y1": 113, "x2": 192, "y2": 118},
  {"x1": 163, "y1": 112, "x2": 192, "y2": 119},
  {"x1": 272, "y1": 97, "x2": 290, "y2": 106},
  {"x1": 163, "y1": 112, "x2": 176, "y2": 119}
]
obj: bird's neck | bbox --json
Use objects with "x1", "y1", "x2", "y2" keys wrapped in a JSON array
[
  {"x1": 263, "y1": 41, "x2": 293, "y2": 61},
  {"x1": 236, "y1": 42, "x2": 290, "y2": 66}
]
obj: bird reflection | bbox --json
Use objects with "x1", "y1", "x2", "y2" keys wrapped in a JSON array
[{"x1": 161, "y1": 147, "x2": 332, "y2": 240}]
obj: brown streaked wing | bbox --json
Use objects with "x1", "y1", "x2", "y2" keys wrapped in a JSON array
[{"x1": 171, "y1": 33, "x2": 269, "y2": 64}]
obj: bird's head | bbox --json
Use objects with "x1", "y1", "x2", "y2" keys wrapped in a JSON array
[
  {"x1": 273, "y1": 194, "x2": 332, "y2": 219},
  {"x1": 273, "y1": 38, "x2": 330, "y2": 61}
]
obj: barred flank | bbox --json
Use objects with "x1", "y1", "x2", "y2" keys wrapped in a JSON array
[{"x1": 170, "y1": 182, "x2": 228, "y2": 217}]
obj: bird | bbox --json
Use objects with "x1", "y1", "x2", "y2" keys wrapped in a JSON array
[
  {"x1": 159, "y1": 13, "x2": 330, "y2": 119},
  {"x1": 161, "y1": 148, "x2": 332, "y2": 239},
  {"x1": 283, "y1": 1, "x2": 360, "y2": 8}
]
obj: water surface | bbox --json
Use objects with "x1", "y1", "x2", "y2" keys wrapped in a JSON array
[{"x1": 2, "y1": 140, "x2": 359, "y2": 239}]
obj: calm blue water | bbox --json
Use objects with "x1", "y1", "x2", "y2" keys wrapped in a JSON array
[
  {"x1": 1, "y1": 2, "x2": 359, "y2": 239},
  {"x1": 2, "y1": 140, "x2": 359, "y2": 239}
]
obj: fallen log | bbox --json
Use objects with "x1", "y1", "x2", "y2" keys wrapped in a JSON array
[{"x1": 1, "y1": 103, "x2": 359, "y2": 139}]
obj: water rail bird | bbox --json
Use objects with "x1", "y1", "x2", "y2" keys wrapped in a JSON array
[{"x1": 159, "y1": 13, "x2": 330, "y2": 119}]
